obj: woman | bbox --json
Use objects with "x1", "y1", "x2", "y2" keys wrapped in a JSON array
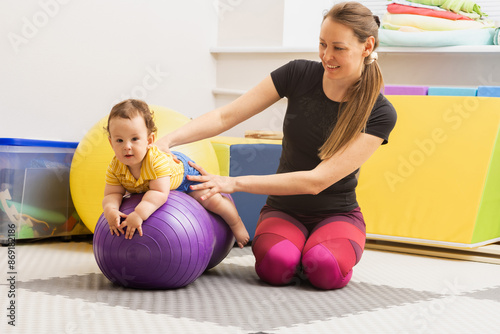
[{"x1": 156, "y1": 1, "x2": 397, "y2": 289}]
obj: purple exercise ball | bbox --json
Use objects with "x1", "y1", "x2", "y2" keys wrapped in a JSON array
[
  {"x1": 206, "y1": 193, "x2": 236, "y2": 270},
  {"x1": 93, "y1": 191, "x2": 217, "y2": 289}
]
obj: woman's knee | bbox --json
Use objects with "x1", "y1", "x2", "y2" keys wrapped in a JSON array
[
  {"x1": 252, "y1": 207, "x2": 307, "y2": 285},
  {"x1": 302, "y1": 240, "x2": 354, "y2": 289},
  {"x1": 253, "y1": 236, "x2": 302, "y2": 285},
  {"x1": 301, "y1": 218, "x2": 365, "y2": 290}
]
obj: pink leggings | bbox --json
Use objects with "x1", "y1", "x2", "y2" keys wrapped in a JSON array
[{"x1": 252, "y1": 205, "x2": 366, "y2": 290}]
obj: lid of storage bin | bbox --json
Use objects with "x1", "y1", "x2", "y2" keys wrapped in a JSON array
[{"x1": 0, "y1": 138, "x2": 78, "y2": 148}]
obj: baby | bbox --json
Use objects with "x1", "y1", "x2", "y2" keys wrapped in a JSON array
[{"x1": 102, "y1": 99, "x2": 249, "y2": 248}]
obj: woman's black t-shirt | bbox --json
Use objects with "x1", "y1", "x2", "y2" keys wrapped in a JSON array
[{"x1": 266, "y1": 59, "x2": 397, "y2": 215}]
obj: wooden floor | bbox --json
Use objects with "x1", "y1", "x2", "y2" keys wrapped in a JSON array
[{"x1": 366, "y1": 239, "x2": 500, "y2": 265}]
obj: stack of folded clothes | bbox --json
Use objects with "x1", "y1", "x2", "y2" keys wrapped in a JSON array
[{"x1": 379, "y1": 0, "x2": 499, "y2": 47}]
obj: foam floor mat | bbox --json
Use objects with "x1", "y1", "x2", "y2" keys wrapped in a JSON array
[{"x1": 2, "y1": 239, "x2": 500, "y2": 333}]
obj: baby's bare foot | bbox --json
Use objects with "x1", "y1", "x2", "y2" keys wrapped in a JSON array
[{"x1": 231, "y1": 220, "x2": 250, "y2": 248}]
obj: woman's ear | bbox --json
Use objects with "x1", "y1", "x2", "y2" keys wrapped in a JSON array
[{"x1": 362, "y1": 36, "x2": 375, "y2": 57}]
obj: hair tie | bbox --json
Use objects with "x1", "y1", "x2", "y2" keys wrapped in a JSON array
[
  {"x1": 365, "y1": 51, "x2": 378, "y2": 65},
  {"x1": 373, "y1": 15, "x2": 380, "y2": 28}
]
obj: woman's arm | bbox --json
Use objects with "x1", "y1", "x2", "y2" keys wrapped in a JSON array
[
  {"x1": 187, "y1": 133, "x2": 384, "y2": 200},
  {"x1": 155, "y1": 75, "x2": 281, "y2": 151}
]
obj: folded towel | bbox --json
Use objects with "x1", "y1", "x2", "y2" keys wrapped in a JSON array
[
  {"x1": 391, "y1": 0, "x2": 448, "y2": 12},
  {"x1": 387, "y1": 3, "x2": 472, "y2": 21},
  {"x1": 406, "y1": 0, "x2": 486, "y2": 16},
  {"x1": 379, "y1": 28, "x2": 495, "y2": 46},
  {"x1": 382, "y1": 13, "x2": 495, "y2": 31}
]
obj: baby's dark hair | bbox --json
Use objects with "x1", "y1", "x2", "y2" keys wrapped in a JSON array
[{"x1": 107, "y1": 99, "x2": 157, "y2": 135}]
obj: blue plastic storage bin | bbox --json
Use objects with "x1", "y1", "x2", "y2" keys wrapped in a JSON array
[{"x1": 0, "y1": 138, "x2": 90, "y2": 243}]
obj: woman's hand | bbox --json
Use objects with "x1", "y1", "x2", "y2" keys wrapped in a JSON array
[
  {"x1": 153, "y1": 135, "x2": 172, "y2": 153},
  {"x1": 153, "y1": 139, "x2": 180, "y2": 163},
  {"x1": 187, "y1": 161, "x2": 236, "y2": 200}
]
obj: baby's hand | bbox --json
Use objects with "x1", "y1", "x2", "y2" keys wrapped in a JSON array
[
  {"x1": 120, "y1": 211, "x2": 144, "y2": 239},
  {"x1": 104, "y1": 209, "x2": 127, "y2": 236}
]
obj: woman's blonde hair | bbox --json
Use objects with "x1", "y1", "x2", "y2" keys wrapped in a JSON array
[{"x1": 318, "y1": 1, "x2": 383, "y2": 160}]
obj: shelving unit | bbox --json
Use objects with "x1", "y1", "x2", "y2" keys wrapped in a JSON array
[
  {"x1": 211, "y1": 44, "x2": 500, "y2": 96},
  {"x1": 378, "y1": 45, "x2": 500, "y2": 53},
  {"x1": 210, "y1": 45, "x2": 500, "y2": 54}
]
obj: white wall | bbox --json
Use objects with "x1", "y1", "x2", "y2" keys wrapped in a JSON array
[
  {"x1": 0, "y1": 0, "x2": 218, "y2": 142},
  {"x1": 217, "y1": 0, "x2": 284, "y2": 47},
  {"x1": 283, "y1": 0, "x2": 333, "y2": 47}
]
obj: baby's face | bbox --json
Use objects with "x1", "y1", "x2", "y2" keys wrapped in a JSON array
[{"x1": 108, "y1": 115, "x2": 154, "y2": 169}]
